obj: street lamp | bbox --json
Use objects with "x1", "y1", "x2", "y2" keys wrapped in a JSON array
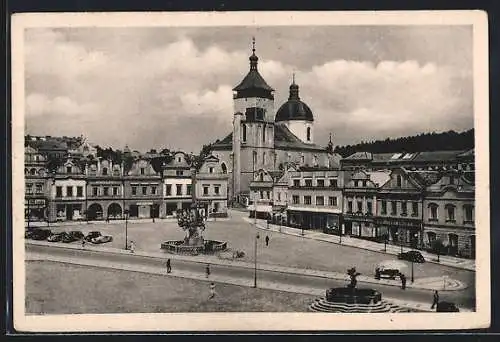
[
  {"x1": 254, "y1": 231, "x2": 260, "y2": 288},
  {"x1": 411, "y1": 260, "x2": 414, "y2": 283},
  {"x1": 124, "y1": 209, "x2": 129, "y2": 250},
  {"x1": 339, "y1": 224, "x2": 342, "y2": 244}
]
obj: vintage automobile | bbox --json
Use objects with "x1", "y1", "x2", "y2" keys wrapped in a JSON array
[
  {"x1": 47, "y1": 232, "x2": 66, "y2": 242},
  {"x1": 375, "y1": 260, "x2": 408, "y2": 280},
  {"x1": 62, "y1": 231, "x2": 85, "y2": 243},
  {"x1": 91, "y1": 235, "x2": 113, "y2": 244},
  {"x1": 84, "y1": 231, "x2": 102, "y2": 242},
  {"x1": 397, "y1": 250, "x2": 426, "y2": 263},
  {"x1": 29, "y1": 228, "x2": 53, "y2": 240}
]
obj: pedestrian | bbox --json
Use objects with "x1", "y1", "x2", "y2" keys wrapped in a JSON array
[
  {"x1": 130, "y1": 240, "x2": 135, "y2": 253},
  {"x1": 431, "y1": 290, "x2": 440, "y2": 309},
  {"x1": 166, "y1": 258, "x2": 171, "y2": 273},
  {"x1": 400, "y1": 273, "x2": 407, "y2": 290},
  {"x1": 375, "y1": 267, "x2": 381, "y2": 280},
  {"x1": 206, "y1": 264, "x2": 210, "y2": 278},
  {"x1": 81, "y1": 239, "x2": 86, "y2": 249},
  {"x1": 265, "y1": 235, "x2": 270, "y2": 247},
  {"x1": 209, "y1": 282, "x2": 216, "y2": 299},
  {"x1": 106, "y1": 215, "x2": 109, "y2": 223}
]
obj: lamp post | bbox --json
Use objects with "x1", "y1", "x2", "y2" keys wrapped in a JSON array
[
  {"x1": 254, "y1": 230, "x2": 260, "y2": 288},
  {"x1": 384, "y1": 233, "x2": 388, "y2": 253},
  {"x1": 124, "y1": 209, "x2": 129, "y2": 250},
  {"x1": 339, "y1": 223, "x2": 343, "y2": 244},
  {"x1": 411, "y1": 260, "x2": 414, "y2": 283},
  {"x1": 400, "y1": 231, "x2": 404, "y2": 254}
]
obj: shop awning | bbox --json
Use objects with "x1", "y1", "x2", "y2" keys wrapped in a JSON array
[{"x1": 287, "y1": 206, "x2": 341, "y2": 214}]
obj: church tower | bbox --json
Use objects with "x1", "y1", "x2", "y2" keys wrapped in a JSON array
[{"x1": 232, "y1": 38, "x2": 275, "y2": 198}]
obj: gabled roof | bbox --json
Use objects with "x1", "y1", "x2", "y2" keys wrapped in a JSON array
[
  {"x1": 411, "y1": 150, "x2": 464, "y2": 162},
  {"x1": 366, "y1": 171, "x2": 391, "y2": 187},
  {"x1": 343, "y1": 151, "x2": 372, "y2": 161}
]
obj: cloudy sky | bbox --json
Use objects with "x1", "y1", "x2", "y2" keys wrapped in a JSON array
[{"x1": 24, "y1": 25, "x2": 473, "y2": 153}]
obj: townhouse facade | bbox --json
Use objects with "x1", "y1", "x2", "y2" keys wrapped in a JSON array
[{"x1": 194, "y1": 155, "x2": 229, "y2": 217}]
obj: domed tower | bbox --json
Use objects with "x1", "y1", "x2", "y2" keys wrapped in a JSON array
[
  {"x1": 275, "y1": 75, "x2": 314, "y2": 143},
  {"x1": 231, "y1": 38, "x2": 275, "y2": 198}
]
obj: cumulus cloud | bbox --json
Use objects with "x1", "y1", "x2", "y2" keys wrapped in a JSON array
[{"x1": 24, "y1": 27, "x2": 473, "y2": 152}]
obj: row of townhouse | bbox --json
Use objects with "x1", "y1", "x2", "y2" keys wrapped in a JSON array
[
  {"x1": 24, "y1": 146, "x2": 229, "y2": 223},
  {"x1": 249, "y1": 149, "x2": 475, "y2": 259}
]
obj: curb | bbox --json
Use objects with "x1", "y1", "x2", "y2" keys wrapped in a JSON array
[
  {"x1": 246, "y1": 218, "x2": 475, "y2": 272},
  {"x1": 26, "y1": 240, "x2": 467, "y2": 291}
]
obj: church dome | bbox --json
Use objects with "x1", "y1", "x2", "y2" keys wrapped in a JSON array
[{"x1": 275, "y1": 80, "x2": 314, "y2": 122}]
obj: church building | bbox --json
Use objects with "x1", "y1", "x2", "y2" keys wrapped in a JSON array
[{"x1": 211, "y1": 39, "x2": 337, "y2": 202}]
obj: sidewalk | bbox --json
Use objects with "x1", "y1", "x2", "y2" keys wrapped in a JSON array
[
  {"x1": 26, "y1": 240, "x2": 468, "y2": 292},
  {"x1": 27, "y1": 250, "x2": 470, "y2": 313},
  {"x1": 243, "y1": 217, "x2": 475, "y2": 272}
]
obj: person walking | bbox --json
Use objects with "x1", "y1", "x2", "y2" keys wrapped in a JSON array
[
  {"x1": 431, "y1": 290, "x2": 440, "y2": 310},
  {"x1": 400, "y1": 273, "x2": 407, "y2": 290},
  {"x1": 81, "y1": 239, "x2": 86, "y2": 249},
  {"x1": 205, "y1": 264, "x2": 210, "y2": 278},
  {"x1": 265, "y1": 235, "x2": 270, "y2": 247},
  {"x1": 209, "y1": 282, "x2": 216, "y2": 299},
  {"x1": 130, "y1": 240, "x2": 135, "y2": 253},
  {"x1": 166, "y1": 258, "x2": 171, "y2": 273}
]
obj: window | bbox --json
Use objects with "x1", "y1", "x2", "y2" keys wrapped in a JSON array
[
  {"x1": 396, "y1": 175, "x2": 402, "y2": 187},
  {"x1": 329, "y1": 196, "x2": 337, "y2": 206},
  {"x1": 259, "y1": 191, "x2": 264, "y2": 199},
  {"x1": 304, "y1": 196, "x2": 312, "y2": 205},
  {"x1": 209, "y1": 167, "x2": 214, "y2": 174},
  {"x1": 103, "y1": 187, "x2": 109, "y2": 196},
  {"x1": 317, "y1": 179, "x2": 325, "y2": 187},
  {"x1": 214, "y1": 186, "x2": 220, "y2": 195},
  {"x1": 362, "y1": 180, "x2": 367, "y2": 187},
  {"x1": 102, "y1": 168, "x2": 108, "y2": 176},
  {"x1": 292, "y1": 195, "x2": 300, "y2": 204},
  {"x1": 412, "y1": 202, "x2": 419, "y2": 216},
  {"x1": 316, "y1": 196, "x2": 324, "y2": 206},
  {"x1": 132, "y1": 186, "x2": 137, "y2": 195},
  {"x1": 262, "y1": 152, "x2": 266, "y2": 164},
  {"x1": 166, "y1": 185, "x2": 172, "y2": 196},
  {"x1": 77, "y1": 186, "x2": 83, "y2": 197},
  {"x1": 381, "y1": 201, "x2": 387, "y2": 215},
  {"x1": 401, "y1": 201, "x2": 407, "y2": 215},
  {"x1": 66, "y1": 166, "x2": 72, "y2": 173},
  {"x1": 259, "y1": 173, "x2": 264, "y2": 182},
  {"x1": 266, "y1": 191, "x2": 270, "y2": 199},
  {"x1": 186, "y1": 185, "x2": 192, "y2": 195},
  {"x1": 293, "y1": 179, "x2": 300, "y2": 187},
  {"x1": 307, "y1": 127, "x2": 311, "y2": 141},
  {"x1": 348, "y1": 200, "x2": 353, "y2": 213},
  {"x1": 140, "y1": 168, "x2": 145, "y2": 175},
  {"x1": 177, "y1": 157, "x2": 182, "y2": 163},
  {"x1": 464, "y1": 205, "x2": 473, "y2": 223},
  {"x1": 113, "y1": 187, "x2": 119, "y2": 196},
  {"x1": 391, "y1": 201, "x2": 397, "y2": 215},
  {"x1": 301, "y1": 155, "x2": 305, "y2": 164},
  {"x1": 142, "y1": 186, "x2": 147, "y2": 195},
  {"x1": 263, "y1": 125, "x2": 266, "y2": 142},
  {"x1": 151, "y1": 186, "x2": 157, "y2": 195},
  {"x1": 93, "y1": 187, "x2": 98, "y2": 196},
  {"x1": 242, "y1": 124, "x2": 247, "y2": 142},
  {"x1": 305, "y1": 179, "x2": 312, "y2": 187},
  {"x1": 330, "y1": 179, "x2": 338, "y2": 188},
  {"x1": 203, "y1": 186, "x2": 209, "y2": 195},
  {"x1": 277, "y1": 192, "x2": 281, "y2": 201},
  {"x1": 367, "y1": 201, "x2": 373, "y2": 215},
  {"x1": 176, "y1": 184, "x2": 182, "y2": 196},
  {"x1": 429, "y1": 203, "x2": 438, "y2": 221},
  {"x1": 35, "y1": 183, "x2": 43, "y2": 194},
  {"x1": 56, "y1": 186, "x2": 62, "y2": 198},
  {"x1": 357, "y1": 200, "x2": 363, "y2": 212},
  {"x1": 176, "y1": 170, "x2": 184, "y2": 176},
  {"x1": 445, "y1": 204, "x2": 455, "y2": 222},
  {"x1": 26, "y1": 184, "x2": 33, "y2": 194},
  {"x1": 66, "y1": 186, "x2": 73, "y2": 197}
]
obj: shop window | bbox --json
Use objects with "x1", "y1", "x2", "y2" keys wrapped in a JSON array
[
  {"x1": 316, "y1": 196, "x2": 324, "y2": 206},
  {"x1": 427, "y1": 232, "x2": 436, "y2": 245},
  {"x1": 428, "y1": 203, "x2": 438, "y2": 221},
  {"x1": 304, "y1": 196, "x2": 312, "y2": 205}
]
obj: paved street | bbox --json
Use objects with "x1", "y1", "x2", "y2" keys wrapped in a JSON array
[{"x1": 26, "y1": 243, "x2": 473, "y2": 311}]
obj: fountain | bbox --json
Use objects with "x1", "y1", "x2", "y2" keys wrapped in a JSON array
[
  {"x1": 161, "y1": 202, "x2": 227, "y2": 255},
  {"x1": 309, "y1": 267, "x2": 412, "y2": 313}
]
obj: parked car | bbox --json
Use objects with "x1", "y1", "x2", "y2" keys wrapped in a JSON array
[
  {"x1": 91, "y1": 235, "x2": 113, "y2": 244},
  {"x1": 436, "y1": 301, "x2": 460, "y2": 312},
  {"x1": 62, "y1": 231, "x2": 84, "y2": 243},
  {"x1": 29, "y1": 228, "x2": 52, "y2": 240},
  {"x1": 397, "y1": 250, "x2": 426, "y2": 263},
  {"x1": 84, "y1": 231, "x2": 102, "y2": 242},
  {"x1": 375, "y1": 260, "x2": 408, "y2": 280},
  {"x1": 47, "y1": 232, "x2": 66, "y2": 242}
]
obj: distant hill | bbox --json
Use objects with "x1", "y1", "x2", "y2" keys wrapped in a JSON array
[{"x1": 334, "y1": 129, "x2": 474, "y2": 158}]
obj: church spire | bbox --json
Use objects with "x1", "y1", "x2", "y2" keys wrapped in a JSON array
[
  {"x1": 249, "y1": 36, "x2": 258, "y2": 70},
  {"x1": 288, "y1": 72, "x2": 300, "y2": 100},
  {"x1": 326, "y1": 132, "x2": 334, "y2": 153}
]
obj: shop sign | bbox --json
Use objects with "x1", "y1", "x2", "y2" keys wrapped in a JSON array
[
  {"x1": 27, "y1": 199, "x2": 46, "y2": 208},
  {"x1": 136, "y1": 202, "x2": 153, "y2": 206}
]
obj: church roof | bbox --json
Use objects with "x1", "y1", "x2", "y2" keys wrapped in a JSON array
[
  {"x1": 233, "y1": 69, "x2": 274, "y2": 92},
  {"x1": 275, "y1": 80, "x2": 314, "y2": 122}
]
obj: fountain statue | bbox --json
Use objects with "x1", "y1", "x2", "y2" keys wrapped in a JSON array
[{"x1": 160, "y1": 202, "x2": 227, "y2": 255}]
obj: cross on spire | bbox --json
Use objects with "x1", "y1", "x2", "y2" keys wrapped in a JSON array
[
  {"x1": 252, "y1": 36, "x2": 256, "y2": 54},
  {"x1": 292, "y1": 72, "x2": 296, "y2": 85}
]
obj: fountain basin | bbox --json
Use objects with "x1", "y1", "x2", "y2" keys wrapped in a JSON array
[
  {"x1": 161, "y1": 240, "x2": 227, "y2": 255},
  {"x1": 326, "y1": 287, "x2": 382, "y2": 305}
]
